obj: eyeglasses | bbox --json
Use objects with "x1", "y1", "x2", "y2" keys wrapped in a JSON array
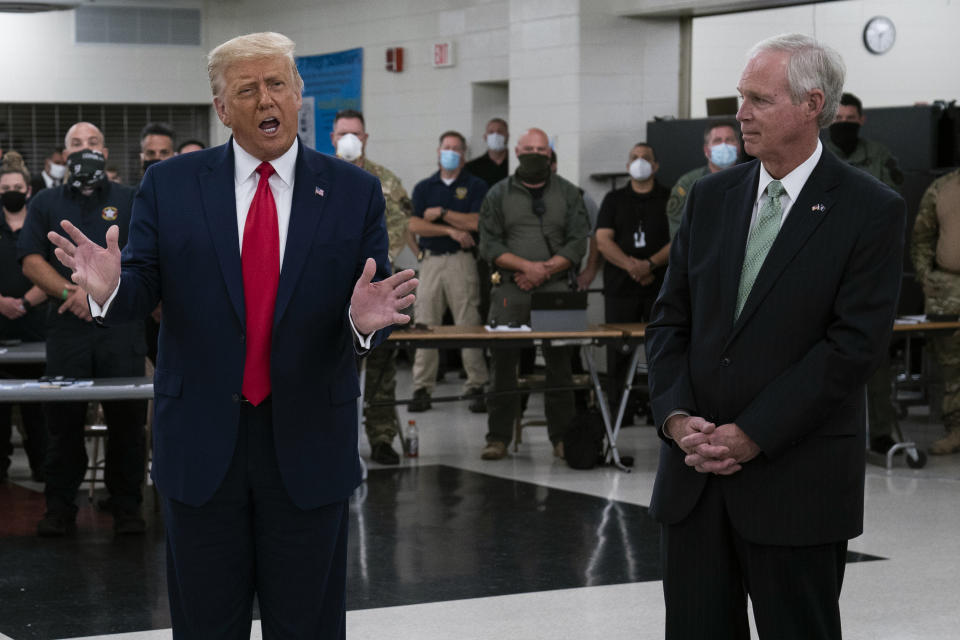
[{"x1": 532, "y1": 197, "x2": 545, "y2": 218}]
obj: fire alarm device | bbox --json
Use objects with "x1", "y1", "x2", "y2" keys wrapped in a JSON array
[{"x1": 386, "y1": 47, "x2": 404, "y2": 72}]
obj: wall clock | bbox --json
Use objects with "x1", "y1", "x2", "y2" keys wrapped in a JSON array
[{"x1": 863, "y1": 16, "x2": 895, "y2": 54}]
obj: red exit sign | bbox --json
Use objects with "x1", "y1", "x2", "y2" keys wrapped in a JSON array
[{"x1": 433, "y1": 42, "x2": 455, "y2": 67}]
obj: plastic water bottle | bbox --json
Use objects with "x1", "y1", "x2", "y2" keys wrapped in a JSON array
[{"x1": 404, "y1": 420, "x2": 419, "y2": 458}]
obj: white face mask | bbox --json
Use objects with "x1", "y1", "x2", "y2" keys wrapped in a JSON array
[
  {"x1": 48, "y1": 162, "x2": 67, "y2": 179},
  {"x1": 486, "y1": 132, "x2": 506, "y2": 152},
  {"x1": 629, "y1": 157, "x2": 653, "y2": 181},
  {"x1": 335, "y1": 133, "x2": 363, "y2": 162}
]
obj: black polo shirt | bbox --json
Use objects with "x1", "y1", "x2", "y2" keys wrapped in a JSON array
[
  {"x1": 412, "y1": 170, "x2": 488, "y2": 255},
  {"x1": 465, "y1": 153, "x2": 508, "y2": 188},
  {"x1": 596, "y1": 182, "x2": 670, "y2": 298},
  {"x1": 18, "y1": 180, "x2": 135, "y2": 283},
  {"x1": 18, "y1": 180, "x2": 136, "y2": 336},
  {"x1": 0, "y1": 217, "x2": 47, "y2": 341}
]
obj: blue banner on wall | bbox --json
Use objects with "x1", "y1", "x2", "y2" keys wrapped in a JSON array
[{"x1": 295, "y1": 47, "x2": 363, "y2": 154}]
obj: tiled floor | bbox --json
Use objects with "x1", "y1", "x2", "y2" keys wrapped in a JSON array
[{"x1": 1, "y1": 358, "x2": 959, "y2": 639}]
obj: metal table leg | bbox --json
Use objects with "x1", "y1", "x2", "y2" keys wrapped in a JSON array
[{"x1": 584, "y1": 347, "x2": 629, "y2": 472}]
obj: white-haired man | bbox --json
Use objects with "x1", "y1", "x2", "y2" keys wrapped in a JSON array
[
  {"x1": 47, "y1": 32, "x2": 416, "y2": 639},
  {"x1": 646, "y1": 34, "x2": 904, "y2": 638}
]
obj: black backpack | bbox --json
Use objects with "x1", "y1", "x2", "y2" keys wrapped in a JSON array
[{"x1": 563, "y1": 408, "x2": 606, "y2": 470}]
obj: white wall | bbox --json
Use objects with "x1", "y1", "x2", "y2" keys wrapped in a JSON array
[
  {"x1": 690, "y1": 0, "x2": 960, "y2": 117},
  {"x1": 0, "y1": 4, "x2": 210, "y2": 104}
]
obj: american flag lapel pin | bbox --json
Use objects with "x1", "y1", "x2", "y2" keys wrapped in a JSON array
[
  {"x1": 315, "y1": 186, "x2": 325, "y2": 197},
  {"x1": 811, "y1": 203, "x2": 826, "y2": 213}
]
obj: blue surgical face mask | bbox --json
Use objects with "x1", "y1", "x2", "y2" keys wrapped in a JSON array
[
  {"x1": 439, "y1": 149, "x2": 461, "y2": 171},
  {"x1": 709, "y1": 143, "x2": 738, "y2": 168}
]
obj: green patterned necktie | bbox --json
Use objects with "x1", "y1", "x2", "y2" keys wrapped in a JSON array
[{"x1": 735, "y1": 179, "x2": 785, "y2": 320}]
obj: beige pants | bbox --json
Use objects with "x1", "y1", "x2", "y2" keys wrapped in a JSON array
[{"x1": 412, "y1": 251, "x2": 489, "y2": 392}]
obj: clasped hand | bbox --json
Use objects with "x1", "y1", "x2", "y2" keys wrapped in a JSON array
[
  {"x1": 514, "y1": 261, "x2": 550, "y2": 291},
  {"x1": 665, "y1": 415, "x2": 761, "y2": 475}
]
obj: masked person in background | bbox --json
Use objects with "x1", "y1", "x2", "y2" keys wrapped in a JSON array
[
  {"x1": 826, "y1": 92, "x2": 902, "y2": 191},
  {"x1": 466, "y1": 117, "x2": 510, "y2": 324},
  {"x1": 19, "y1": 122, "x2": 148, "y2": 536},
  {"x1": 139, "y1": 122, "x2": 177, "y2": 367},
  {"x1": 0, "y1": 152, "x2": 49, "y2": 484},
  {"x1": 408, "y1": 130, "x2": 490, "y2": 414},
  {"x1": 596, "y1": 142, "x2": 670, "y2": 425},
  {"x1": 665, "y1": 120, "x2": 741, "y2": 239},
  {"x1": 329, "y1": 109, "x2": 412, "y2": 465},
  {"x1": 30, "y1": 147, "x2": 66, "y2": 196},
  {"x1": 826, "y1": 92, "x2": 905, "y2": 456},
  {"x1": 140, "y1": 122, "x2": 176, "y2": 178},
  {"x1": 478, "y1": 127, "x2": 590, "y2": 460}
]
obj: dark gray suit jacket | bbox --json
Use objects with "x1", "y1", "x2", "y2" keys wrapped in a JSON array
[{"x1": 646, "y1": 149, "x2": 905, "y2": 546}]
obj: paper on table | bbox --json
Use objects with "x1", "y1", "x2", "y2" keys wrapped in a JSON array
[
  {"x1": 895, "y1": 315, "x2": 927, "y2": 324},
  {"x1": 485, "y1": 324, "x2": 532, "y2": 332}
]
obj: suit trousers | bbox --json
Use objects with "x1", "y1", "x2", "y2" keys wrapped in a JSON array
[
  {"x1": 412, "y1": 251, "x2": 488, "y2": 393},
  {"x1": 661, "y1": 476, "x2": 846, "y2": 640},
  {"x1": 161, "y1": 398, "x2": 349, "y2": 640}
]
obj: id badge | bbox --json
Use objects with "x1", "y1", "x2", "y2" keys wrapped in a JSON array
[{"x1": 633, "y1": 230, "x2": 646, "y2": 248}]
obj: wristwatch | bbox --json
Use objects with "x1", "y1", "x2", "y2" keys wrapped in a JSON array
[{"x1": 438, "y1": 207, "x2": 447, "y2": 221}]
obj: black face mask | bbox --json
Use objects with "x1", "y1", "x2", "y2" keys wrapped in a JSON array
[
  {"x1": 516, "y1": 153, "x2": 551, "y2": 184},
  {"x1": 828, "y1": 121, "x2": 860, "y2": 156},
  {"x1": 66, "y1": 149, "x2": 107, "y2": 190},
  {"x1": 1, "y1": 190, "x2": 27, "y2": 212},
  {"x1": 142, "y1": 158, "x2": 162, "y2": 175}
]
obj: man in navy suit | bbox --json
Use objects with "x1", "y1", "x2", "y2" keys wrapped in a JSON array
[
  {"x1": 47, "y1": 32, "x2": 417, "y2": 639},
  {"x1": 646, "y1": 34, "x2": 904, "y2": 639}
]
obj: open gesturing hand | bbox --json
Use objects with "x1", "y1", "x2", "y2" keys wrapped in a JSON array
[
  {"x1": 349, "y1": 258, "x2": 418, "y2": 336},
  {"x1": 47, "y1": 220, "x2": 121, "y2": 307}
]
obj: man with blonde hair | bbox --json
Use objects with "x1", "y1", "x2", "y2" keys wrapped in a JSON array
[
  {"x1": 646, "y1": 34, "x2": 904, "y2": 638},
  {"x1": 47, "y1": 31, "x2": 416, "y2": 639}
]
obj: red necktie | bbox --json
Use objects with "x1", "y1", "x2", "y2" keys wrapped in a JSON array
[{"x1": 241, "y1": 162, "x2": 279, "y2": 405}]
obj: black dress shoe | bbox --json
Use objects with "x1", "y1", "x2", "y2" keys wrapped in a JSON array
[
  {"x1": 114, "y1": 510, "x2": 147, "y2": 535},
  {"x1": 870, "y1": 434, "x2": 902, "y2": 455},
  {"x1": 408, "y1": 388, "x2": 432, "y2": 412},
  {"x1": 37, "y1": 511, "x2": 77, "y2": 537},
  {"x1": 466, "y1": 388, "x2": 487, "y2": 413},
  {"x1": 370, "y1": 442, "x2": 400, "y2": 465}
]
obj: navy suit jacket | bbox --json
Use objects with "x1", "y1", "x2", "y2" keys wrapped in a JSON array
[
  {"x1": 645, "y1": 150, "x2": 905, "y2": 546},
  {"x1": 105, "y1": 139, "x2": 391, "y2": 509}
]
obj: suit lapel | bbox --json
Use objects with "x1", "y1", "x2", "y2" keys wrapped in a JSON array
[
  {"x1": 199, "y1": 142, "x2": 245, "y2": 326},
  {"x1": 274, "y1": 142, "x2": 330, "y2": 325},
  {"x1": 727, "y1": 151, "x2": 839, "y2": 344},
  {"x1": 718, "y1": 164, "x2": 760, "y2": 332}
]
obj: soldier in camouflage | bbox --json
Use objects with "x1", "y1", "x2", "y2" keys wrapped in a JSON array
[
  {"x1": 826, "y1": 93, "x2": 903, "y2": 191},
  {"x1": 331, "y1": 109, "x2": 411, "y2": 465},
  {"x1": 828, "y1": 93, "x2": 905, "y2": 454},
  {"x1": 911, "y1": 168, "x2": 960, "y2": 454},
  {"x1": 665, "y1": 121, "x2": 741, "y2": 239}
]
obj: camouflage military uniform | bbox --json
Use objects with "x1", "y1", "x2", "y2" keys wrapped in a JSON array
[
  {"x1": 825, "y1": 138, "x2": 903, "y2": 190},
  {"x1": 911, "y1": 168, "x2": 960, "y2": 453},
  {"x1": 665, "y1": 166, "x2": 709, "y2": 240},
  {"x1": 830, "y1": 137, "x2": 903, "y2": 444},
  {"x1": 359, "y1": 157, "x2": 412, "y2": 448}
]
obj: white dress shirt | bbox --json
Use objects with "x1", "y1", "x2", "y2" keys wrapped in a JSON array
[
  {"x1": 749, "y1": 139, "x2": 823, "y2": 232},
  {"x1": 90, "y1": 138, "x2": 372, "y2": 347}
]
